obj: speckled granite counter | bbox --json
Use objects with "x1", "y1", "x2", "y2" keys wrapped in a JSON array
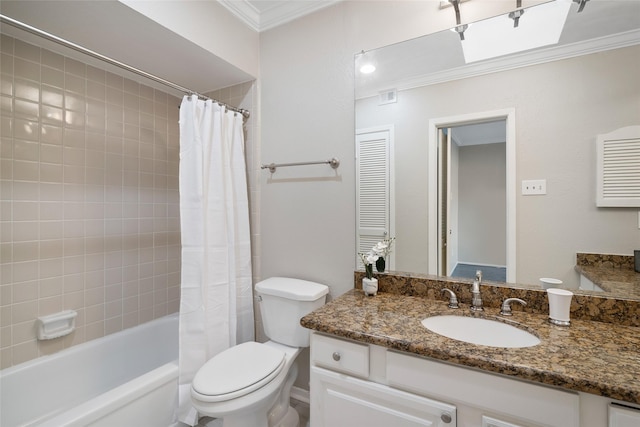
[
  {"x1": 301, "y1": 289, "x2": 640, "y2": 404},
  {"x1": 575, "y1": 253, "x2": 640, "y2": 300}
]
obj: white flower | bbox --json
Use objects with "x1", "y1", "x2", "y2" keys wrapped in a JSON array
[
  {"x1": 371, "y1": 237, "x2": 395, "y2": 258},
  {"x1": 366, "y1": 253, "x2": 379, "y2": 265},
  {"x1": 371, "y1": 241, "x2": 388, "y2": 256}
]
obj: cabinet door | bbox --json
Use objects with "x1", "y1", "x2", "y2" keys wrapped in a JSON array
[
  {"x1": 311, "y1": 366, "x2": 456, "y2": 427},
  {"x1": 609, "y1": 404, "x2": 640, "y2": 427}
]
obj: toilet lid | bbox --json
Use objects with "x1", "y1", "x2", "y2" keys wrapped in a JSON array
[{"x1": 192, "y1": 342, "x2": 285, "y2": 401}]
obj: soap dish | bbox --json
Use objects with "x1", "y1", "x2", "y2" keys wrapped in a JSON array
[{"x1": 36, "y1": 310, "x2": 78, "y2": 340}]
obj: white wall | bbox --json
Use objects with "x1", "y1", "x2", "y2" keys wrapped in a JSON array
[
  {"x1": 258, "y1": 0, "x2": 525, "y2": 299},
  {"x1": 258, "y1": 1, "x2": 526, "y2": 391},
  {"x1": 458, "y1": 143, "x2": 507, "y2": 267}
]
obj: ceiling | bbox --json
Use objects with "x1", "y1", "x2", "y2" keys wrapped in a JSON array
[{"x1": 218, "y1": 0, "x2": 341, "y2": 32}]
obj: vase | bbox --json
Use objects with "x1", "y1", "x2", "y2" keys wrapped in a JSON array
[
  {"x1": 375, "y1": 257, "x2": 386, "y2": 273},
  {"x1": 363, "y1": 277, "x2": 378, "y2": 296}
]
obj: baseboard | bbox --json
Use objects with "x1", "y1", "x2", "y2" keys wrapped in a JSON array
[{"x1": 290, "y1": 386, "x2": 310, "y2": 404}]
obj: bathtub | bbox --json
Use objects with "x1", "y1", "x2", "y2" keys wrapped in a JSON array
[{"x1": 0, "y1": 313, "x2": 179, "y2": 427}]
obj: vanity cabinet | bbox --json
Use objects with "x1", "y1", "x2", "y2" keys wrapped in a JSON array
[
  {"x1": 310, "y1": 332, "x2": 582, "y2": 427},
  {"x1": 609, "y1": 404, "x2": 640, "y2": 427},
  {"x1": 310, "y1": 333, "x2": 456, "y2": 427},
  {"x1": 311, "y1": 367, "x2": 456, "y2": 427}
]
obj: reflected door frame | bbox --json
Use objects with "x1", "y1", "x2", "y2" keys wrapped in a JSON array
[{"x1": 427, "y1": 108, "x2": 516, "y2": 283}]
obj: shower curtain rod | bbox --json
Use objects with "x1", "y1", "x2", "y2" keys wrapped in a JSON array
[{"x1": 0, "y1": 14, "x2": 250, "y2": 119}]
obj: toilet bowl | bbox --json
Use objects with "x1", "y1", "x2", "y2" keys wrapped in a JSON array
[{"x1": 191, "y1": 277, "x2": 328, "y2": 427}]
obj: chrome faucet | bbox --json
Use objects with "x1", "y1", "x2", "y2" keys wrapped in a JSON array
[
  {"x1": 471, "y1": 270, "x2": 483, "y2": 311},
  {"x1": 500, "y1": 298, "x2": 527, "y2": 316}
]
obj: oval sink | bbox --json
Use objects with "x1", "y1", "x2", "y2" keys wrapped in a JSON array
[{"x1": 421, "y1": 315, "x2": 540, "y2": 348}]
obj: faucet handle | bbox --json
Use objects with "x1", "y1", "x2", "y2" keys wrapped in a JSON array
[
  {"x1": 500, "y1": 298, "x2": 527, "y2": 316},
  {"x1": 475, "y1": 270, "x2": 483, "y2": 282},
  {"x1": 441, "y1": 288, "x2": 459, "y2": 309}
]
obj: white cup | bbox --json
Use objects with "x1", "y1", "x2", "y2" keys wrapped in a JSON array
[
  {"x1": 540, "y1": 277, "x2": 563, "y2": 290},
  {"x1": 547, "y1": 288, "x2": 573, "y2": 326}
]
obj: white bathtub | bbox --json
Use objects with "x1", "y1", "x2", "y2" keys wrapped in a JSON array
[{"x1": 0, "y1": 314, "x2": 179, "y2": 427}]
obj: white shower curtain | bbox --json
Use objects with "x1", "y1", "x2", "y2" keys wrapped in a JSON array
[{"x1": 177, "y1": 95, "x2": 255, "y2": 425}]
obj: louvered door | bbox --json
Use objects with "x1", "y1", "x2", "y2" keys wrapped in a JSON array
[
  {"x1": 596, "y1": 126, "x2": 640, "y2": 207},
  {"x1": 356, "y1": 127, "x2": 394, "y2": 268}
]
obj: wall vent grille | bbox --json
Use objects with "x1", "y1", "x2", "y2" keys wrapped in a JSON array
[{"x1": 596, "y1": 126, "x2": 640, "y2": 207}]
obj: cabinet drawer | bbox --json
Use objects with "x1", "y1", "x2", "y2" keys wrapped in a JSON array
[{"x1": 311, "y1": 333, "x2": 369, "y2": 378}]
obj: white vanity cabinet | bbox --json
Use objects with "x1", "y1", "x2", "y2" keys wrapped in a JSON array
[
  {"x1": 310, "y1": 333, "x2": 456, "y2": 427},
  {"x1": 609, "y1": 404, "x2": 640, "y2": 427},
  {"x1": 309, "y1": 332, "x2": 582, "y2": 427}
]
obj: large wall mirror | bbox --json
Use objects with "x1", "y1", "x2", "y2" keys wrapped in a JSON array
[{"x1": 355, "y1": 0, "x2": 640, "y2": 299}]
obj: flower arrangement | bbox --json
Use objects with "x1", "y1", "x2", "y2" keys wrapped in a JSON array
[
  {"x1": 359, "y1": 237, "x2": 396, "y2": 278},
  {"x1": 372, "y1": 237, "x2": 395, "y2": 259},
  {"x1": 358, "y1": 251, "x2": 378, "y2": 279}
]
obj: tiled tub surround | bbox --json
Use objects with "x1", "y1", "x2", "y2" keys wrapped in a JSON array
[
  {"x1": 0, "y1": 35, "x2": 181, "y2": 368},
  {"x1": 301, "y1": 288, "x2": 640, "y2": 405},
  {"x1": 575, "y1": 253, "x2": 640, "y2": 300}
]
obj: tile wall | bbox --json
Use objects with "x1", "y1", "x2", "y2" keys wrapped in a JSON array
[{"x1": 0, "y1": 34, "x2": 182, "y2": 368}]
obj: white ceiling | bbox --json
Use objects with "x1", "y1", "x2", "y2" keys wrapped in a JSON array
[{"x1": 218, "y1": 0, "x2": 341, "y2": 32}]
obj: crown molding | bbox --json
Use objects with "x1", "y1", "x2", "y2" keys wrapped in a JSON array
[{"x1": 218, "y1": 0, "x2": 341, "y2": 32}]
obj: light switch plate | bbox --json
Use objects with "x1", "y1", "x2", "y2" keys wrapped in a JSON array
[{"x1": 522, "y1": 179, "x2": 547, "y2": 195}]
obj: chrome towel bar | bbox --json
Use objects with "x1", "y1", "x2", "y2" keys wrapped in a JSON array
[{"x1": 261, "y1": 157, "x2": 340, "y2": 173}]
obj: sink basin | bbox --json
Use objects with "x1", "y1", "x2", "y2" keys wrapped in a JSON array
[{"x1": 421, "y1": 315, "x2": 540, "y2": 348}]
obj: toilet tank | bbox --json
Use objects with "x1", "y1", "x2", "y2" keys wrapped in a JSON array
[{"x1": 255, "y1": 277, "x2": 329, "y2": 348}]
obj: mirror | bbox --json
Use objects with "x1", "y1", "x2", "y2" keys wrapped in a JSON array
[{"x1": 355, "y1": 0, "x2": 640, "y2": 299}]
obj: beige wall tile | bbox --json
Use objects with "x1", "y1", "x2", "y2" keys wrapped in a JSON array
[
  {"x1": 14, "y1": 78, "x2": 40, "y2": 103},
  {"x1": 41, "y1": 85, "x2": 64, "y2": 108},
  {"x1": 12, "y1": 241, "x2": 39, "y2": 262},
  {"x1": 38, "y1": 295, "x2": 63, "y2": 315},
  {"x1": 12, "y1": 339, "x2": 38, "y2": 365},
  {"x1": 12, "y1": 280, "x2": 38, "y2": 303},
  {"x1": 39, "y1": 276, "x2": 63, "y2": 298},
  {"x1": 41, "y1": 50, "x2": 64, "y2": 71},
  {"x1": 41, "y1": 66, "x2": 64, "y2": 89}
]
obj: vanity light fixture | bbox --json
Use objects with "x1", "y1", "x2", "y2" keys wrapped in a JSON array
[
  {"x1": 449, "y1": 0, "x2": 467, "y2": 41},
  {"x1": 573, "y1": 0, "x2": 589, "y2": 13},
  {"x1": 508, "y1": 0, "x2": 525, "y2": 28},
  {"x1": 360, "y1": 63, "x2": 376, "y2": 74},
  {"x1": 357, "y1": 50, "x2": 376, "y2": 75}
]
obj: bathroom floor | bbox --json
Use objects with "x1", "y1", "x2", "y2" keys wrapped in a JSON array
[{"x1": 451, "y1": 263, "x2": 506, "y2": 282}]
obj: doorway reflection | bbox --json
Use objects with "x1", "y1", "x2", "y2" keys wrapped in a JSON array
[{"x1": 438, "y1": 120, "x2": 507, "y2": 282}]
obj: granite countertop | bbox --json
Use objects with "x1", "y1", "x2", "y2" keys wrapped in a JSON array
[
  {"x1": 575, "y1": 265, "x2": 640, "y2": 300},
  {"x1": 301, "y1": 289, "x2": 640, "y2": 404},
  {"x1": 575, "y1": 252, "x2": 640, "y2": 299}
]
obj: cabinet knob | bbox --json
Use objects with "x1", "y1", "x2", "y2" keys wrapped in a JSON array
[
  {"x1": 332, "y1": 352, "x2": 341, "y2": 361},
  {"x1": 441, "y1": 413, "x2": 452, "y2": 423}
]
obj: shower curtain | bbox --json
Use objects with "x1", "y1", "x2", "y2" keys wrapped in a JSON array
[{"x1": 177, "y1": 95, "x2": 255, "y2": 425}]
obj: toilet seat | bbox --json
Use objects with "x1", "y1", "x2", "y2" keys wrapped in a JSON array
[{"x1": 192, "y1": 341, "x2": 286, "y2": 403}]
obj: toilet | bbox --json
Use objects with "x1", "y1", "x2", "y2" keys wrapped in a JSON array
[{"x1": 191, "y1": 277, "x2": 329, "y2": 427}]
